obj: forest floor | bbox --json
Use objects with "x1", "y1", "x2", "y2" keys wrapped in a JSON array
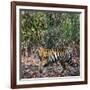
[{"x1": 20, "y1": 58, "x2": 80, "y2": 79}]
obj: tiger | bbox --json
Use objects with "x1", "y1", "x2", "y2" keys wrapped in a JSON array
[{"x1": 33, "y1": 47, "x2": 73, "y2": 69}]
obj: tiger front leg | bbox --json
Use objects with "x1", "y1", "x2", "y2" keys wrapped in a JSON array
[{"x1": 38, "y1": 62, "x2": 43, "y2": 73}]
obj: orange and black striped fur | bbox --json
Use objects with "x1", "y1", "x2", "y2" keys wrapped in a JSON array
[{"x1": 34, "y1": 47, "x2": 72, "y2": 68}]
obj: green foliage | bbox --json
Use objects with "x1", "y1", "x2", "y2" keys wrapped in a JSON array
[{"x1": 20, "y1": 10, "x2": 80, "y2": 49}]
